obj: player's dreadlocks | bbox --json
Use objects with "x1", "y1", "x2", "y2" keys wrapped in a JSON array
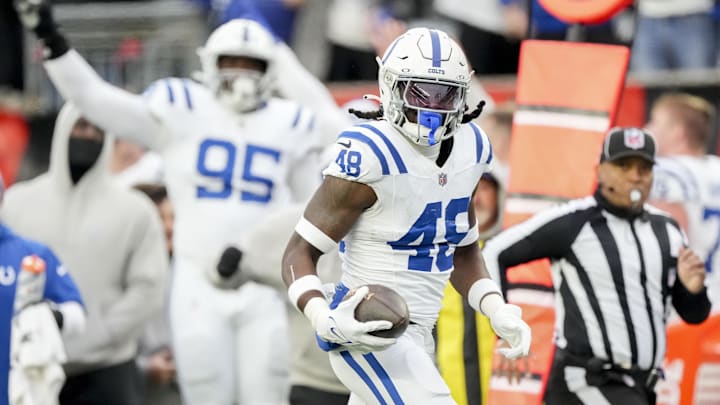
[
  {"x1": 349, "y1": 100, "x2": 487, "y2": 124},
  {"x1": 349, "y1": 105, "x2": 384, "y2": 121},
  {"x1": 461, "y1": 100, "x2": 486, "y2": 123}
]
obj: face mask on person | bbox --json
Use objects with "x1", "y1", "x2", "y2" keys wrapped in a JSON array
[
  {"x1": 69, "y1": 137, "x2": 103, "y2": 167},
  {"x1": 68, "y1": 137, "x2": 104, "y2": 183}
]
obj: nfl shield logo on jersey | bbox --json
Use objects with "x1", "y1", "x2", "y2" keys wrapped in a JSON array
[
  {"x1": 624, "y1": 128, "x2": 645, "y2": 149},
  {"x1": 438, "y1": 173, "x2": 448, "y2": 187}
]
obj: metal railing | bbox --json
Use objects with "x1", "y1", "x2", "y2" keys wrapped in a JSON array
[{"x1": 24, "y1": 0, "x2": 207, "y2": 112}]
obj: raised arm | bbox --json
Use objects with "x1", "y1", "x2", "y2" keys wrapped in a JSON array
[
  {"x1": 43, "y1": 51, "x2": 169, "y2": 150},
  {"x1": 17, "y1": 0, "x2": 170, "y2": 150},
  {"x1": 274, "y1": 43, "x2": 352, "y2": 145}
]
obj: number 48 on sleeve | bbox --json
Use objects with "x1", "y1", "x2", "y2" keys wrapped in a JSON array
[{"x1": 335, "y1": 150, "x2": 362, "y2": 177}]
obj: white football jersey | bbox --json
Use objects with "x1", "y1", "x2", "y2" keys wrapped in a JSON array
[
  {"x1": 144, "y1": 78, "x2": 324, "y2": 267},
  {"x1": 323, "y1": 121, "x2": 493, "y2": 327},
  {"x1": 652, "y1": 155, "x2": 720, "y2": 310},
  {"x1": 652, "y1": 155, "x2": 720, "y2": 274}
]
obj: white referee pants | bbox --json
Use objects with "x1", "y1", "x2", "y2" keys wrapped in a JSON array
[
  {"x1": 170, "y1": 263, "x2": 290, "y2": 405},
  {"x1": 329, "y1": 324, "x2": 455, "y2": 405}
]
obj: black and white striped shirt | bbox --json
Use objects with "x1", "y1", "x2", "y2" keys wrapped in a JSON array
[{"x1": 483, "y1": 191, "x2": 711, "y2": 371}]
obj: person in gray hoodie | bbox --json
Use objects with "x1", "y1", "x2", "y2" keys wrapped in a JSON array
[{"x1": 1, "y1": 103, "x2": 168, "y2": 405}]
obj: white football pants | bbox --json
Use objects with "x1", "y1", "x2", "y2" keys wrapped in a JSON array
[
  {"x1": 329, "y1": 324, "x2": 456, "y2": 405},
  {"x1": 170, "y1": 262, "x2": 290, "y2": 405}
]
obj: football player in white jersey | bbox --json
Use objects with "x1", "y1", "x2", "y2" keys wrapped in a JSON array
[
  {"x1": 647, "y1": 93, "x2": 720, "y2": 308},
  {"x1": 16, "y1": 1, "x2": 345, "y2": 402},
  {"x1": 282, "y1": 28, "x2": 531, "y2": 404}
]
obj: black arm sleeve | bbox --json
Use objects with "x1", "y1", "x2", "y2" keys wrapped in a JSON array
[
  {"x1": 671, "y1": 279, "x2": 711, "y2": 324},
  {"x1": 483, "y1": 203, "x2": 595, "y2": 291}
]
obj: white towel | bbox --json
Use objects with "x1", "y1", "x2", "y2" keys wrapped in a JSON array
[{"x1": 9, "y1": 303, "x2": 67, "y2": 405}]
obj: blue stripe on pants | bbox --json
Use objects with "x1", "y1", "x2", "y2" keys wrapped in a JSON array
[
  {"x1": 340, "y1": 351, "x2": 387, "y2": 404},
  {"x1": 363, "y1": 353, "x2": 405, "y2": 404}
]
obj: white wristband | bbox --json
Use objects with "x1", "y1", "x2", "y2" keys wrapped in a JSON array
[
  {"x1": 287, "y1": 275, "x2": 324, "y2": 312},
  {"x1": 303, "y1": 296, "x2": 330, "y2": 330},
  {"x1": 468, "y1": 278, "x2": 504, "y2": 317},
  {"x1": 295, "y1": 217, "x2": 338, "y2": 253}
]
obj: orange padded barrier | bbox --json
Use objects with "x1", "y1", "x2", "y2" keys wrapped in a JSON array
[
  {"x1": 488, "y1": 40, "x2": 630, "y2": 405},
  {"x1": 539, "y1": 0, "x2": 633, "y2": 24},
  {"x1": 657, "y1": 315, "x2": 720, "y2": 405},
  {"x1": 0, "y1": 110, "x2": 29, "y2": 186}
]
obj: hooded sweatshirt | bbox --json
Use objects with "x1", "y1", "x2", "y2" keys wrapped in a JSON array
[{"x1": 1, "y1": 104, "x2": 168, "y2": 375}]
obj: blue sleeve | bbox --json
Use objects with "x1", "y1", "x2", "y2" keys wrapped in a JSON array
[
  {"x1": 221, "y1": 0, "x2": 277, "y2": 39},
  {"x1": 40, "y1": 247, "x2": 84, "y2": 307},
  {"x1": 187, "y1": 0, "x2": 212, "y2": 12}
]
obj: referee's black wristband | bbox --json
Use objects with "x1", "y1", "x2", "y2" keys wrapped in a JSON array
[
  {"x1": 672, "y1": 282, "x2": 711, "y2": 324},
  {"x1": 41, "y1": 32, "x2": 70, "y2": 60}
]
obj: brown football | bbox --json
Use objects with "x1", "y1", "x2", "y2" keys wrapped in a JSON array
[{"x1": 343, "y1": 284, "x2": 410, "y2": 338}]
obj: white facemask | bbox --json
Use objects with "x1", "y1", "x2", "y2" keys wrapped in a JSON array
[
  {"x1": 400, "y1": 120, "x2": 448, "y2": 146},
  {"x1": 216, "y1": 69, "x2": 264, "y2": 113},
  {"x1": 218, "y1": 76, "x2": 262, "y2": 112}
]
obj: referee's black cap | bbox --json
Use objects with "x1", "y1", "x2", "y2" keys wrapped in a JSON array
[{"x1": 600, "y1": 127, "x2": 656, "y2": 164}]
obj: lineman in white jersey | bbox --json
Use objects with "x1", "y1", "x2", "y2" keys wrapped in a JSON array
[
  {"x1": 282, "y1": 28, "x2": 531, "y2": 404},
  {"x1": 647, "y1": 93, "x2": 720, "y2": 308},
  {"x1": 16, "y1": 1, "x2": 339, "y2": 402}
]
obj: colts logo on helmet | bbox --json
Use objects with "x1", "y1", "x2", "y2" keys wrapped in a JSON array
[
  {"x1": 438, "y1": 173, "x2": 448, "y2": 187},
  {"x1": 624, "y1": 128, "x2": 645, "y2": 150}
]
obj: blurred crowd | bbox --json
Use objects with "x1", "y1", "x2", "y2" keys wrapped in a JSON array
[{"x1": 3, "y1": 0, "x2": 720, "y2": 96}]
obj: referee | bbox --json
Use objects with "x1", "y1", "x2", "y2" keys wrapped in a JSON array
[{"x1": 483, "y1": 127, "x2": 711, "y2": 404}]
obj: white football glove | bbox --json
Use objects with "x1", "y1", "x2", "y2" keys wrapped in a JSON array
[
  {"x1": 306, "y1": 286, "x2": 396, "y2": 353},
  {"x1": 489, "y1": 303, "x2": 532, "y2": 359}
]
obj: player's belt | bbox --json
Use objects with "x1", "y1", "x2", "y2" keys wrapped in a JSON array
[{"x1": 554, "y1": 348, "x2": 663, "y2": 391}]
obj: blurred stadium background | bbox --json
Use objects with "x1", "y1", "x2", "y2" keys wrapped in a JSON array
[{"x1": 4, "y1": 0, "x2": 719, "y2": 182}]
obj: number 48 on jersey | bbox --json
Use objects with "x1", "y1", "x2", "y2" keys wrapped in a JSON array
[{"x1": 388, "y1": 197, "x2": 470, "y2": 272}]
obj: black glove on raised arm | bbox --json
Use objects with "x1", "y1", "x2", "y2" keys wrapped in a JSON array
[{"x1": 15, "y1": 0, "x2": 69, "y2": 59}]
